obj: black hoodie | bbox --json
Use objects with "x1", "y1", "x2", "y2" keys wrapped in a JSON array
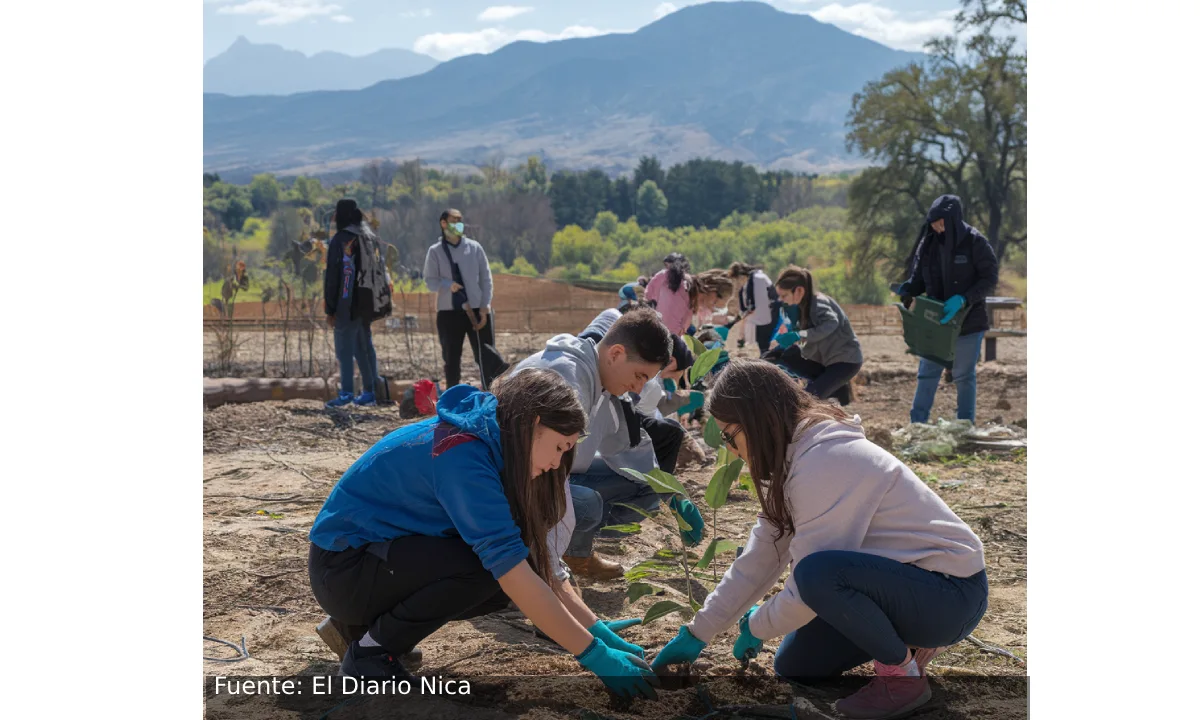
[{"x1": 903, "y1": 195, "x2": 999, "y2": 336}]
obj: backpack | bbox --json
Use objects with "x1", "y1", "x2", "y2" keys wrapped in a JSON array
[{"x1": 352, "y1": 230, "x2": 393, "y2": 322}]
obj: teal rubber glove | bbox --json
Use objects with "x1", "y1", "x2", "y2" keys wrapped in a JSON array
[
  {"x1": 650, "y1": 625, "x2": 707, "y2": 672},
  {"x1": 590, "y1": 619, "x2": 645, "y2": 659},
  {"x1": 732, "y1": 606, "x2": 764, "y2": 661},
  {"x1": 576, "y1": 638, "x2": 659, "y2": 700},
  {"x1": 669, "y1": 495, "x2": 705, "y2": 547},
  {"x1": 940, "y1": 295, "x2": 965, "y2": 324},
  {"x1": 776, "y1": 331, "x2": 801, "y2": 349},
  {"x1": 677, "y1": 390, "x2": 705, "y2": 416},
  {"x1": 713, "y1": 325, "x2": 730, "y2": 341},
  {"x1": 662, "y1": 378, "x2": 677, "y2": 394}
]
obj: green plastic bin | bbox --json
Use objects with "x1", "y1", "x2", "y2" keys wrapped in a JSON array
[{"x1": 896, "y1": 296, "x2": 968, "y2": 370}]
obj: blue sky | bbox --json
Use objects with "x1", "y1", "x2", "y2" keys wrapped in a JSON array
[{"x1": 203, "y1": 1, "x2": 1023, "y2": 61}]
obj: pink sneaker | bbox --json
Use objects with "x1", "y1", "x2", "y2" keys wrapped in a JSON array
[
  {"x1": 912, "y1": 646, "x2": 949, "y2": 676},
  {"x1": 834, "y1": 659, "x2": 932, "y2": 719}
]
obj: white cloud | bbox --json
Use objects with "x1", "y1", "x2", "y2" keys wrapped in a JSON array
[
  {"x1": 478, "y1": 6, "x2": 534, "y2": 22},
  {"x1": 331, "y1": 14, "x2": 352, "y2": 23},
  {"x1": 415, "y1": 25, "x2": 606, "y2": 61},
  {"x1": 400, "y1": 8, "x2": 433, "y2": 19},
  {"x1": 215, "y1": 1, "x2": 342, "y2": 26},
  {"x1": 654, "y1": 3, "x2": 678, "y2": 20},
  {"x1": 806, "y1": 3, "x2": 955, "y2": 51}
]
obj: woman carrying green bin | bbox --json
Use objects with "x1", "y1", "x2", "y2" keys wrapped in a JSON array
[{"x1": 896, "y1": 195, "x2": 999, "y2": 424}]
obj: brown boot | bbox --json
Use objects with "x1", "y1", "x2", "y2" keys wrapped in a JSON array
[
  {"x1": 316, "y1": 616, "x2": 422, "y2": 665},
  {"x1": 564, "y1": 554, "x2": 625, "y2": 581}
]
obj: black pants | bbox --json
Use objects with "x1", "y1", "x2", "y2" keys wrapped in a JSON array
[
  {"x1": 639, "y1": 413, "x2": 685, "y2": 474},
  {"x1": 308, "y1": 537, "x2": 511, "y2": 655},
  {"x1": 436, "y1": 309, "x2": 504, "y2": 389},
  {"x1": 753, "y1": 305, "x2": 782, "y2": 355}
]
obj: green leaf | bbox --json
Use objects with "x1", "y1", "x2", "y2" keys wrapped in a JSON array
[
  {"x1": 703, "y1": 415, "x2": 723, "y2": 449},
  {"x1": 689, "y1": 347, "x2": 722, "y2": 385},
  {"x1": 694, "y1": 538, "x2": 740, "y2": 570},
  {"x1": 599, "y1": 523, "x2": 641, "y2": 533},
  {"x1": 625, "y1": 559, "x2": 680, "y2": 581},
  {"x1": 621, "y1": 467, "x2": 687, "y2": 496},
  {"x1": 642, "y1": 600, "x2": 691, "y2": 625},
  {"x1": 739, "y1": 473, "x2": 757, "y2": 499},
  {"x1": 612, "y1": 502, "x2": 657, "y2": 521},
  {"x1": 672, "y1": 507, "x2": 693, "y2": 532},
  {"x1": 704, "y1": 458, "x2": 745, "y2": 511},
  {"x1": 654, "y1": 548, "x2": 681, "y2": 560},
  {"x1": 690, "y1": 597, "x2": 703, "y2": 613},
  {"x1": 683, "y1": 334, "x2": 705, "y2": 357},
  {"x1": 627, "y1": 582, "x2": 656, "y2": 604}
]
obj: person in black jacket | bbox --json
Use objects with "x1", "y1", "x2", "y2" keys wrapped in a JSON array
[
  {"x1": 897, "y1": 195, "x2": 999, "y2": 424},
  {"x1": 324, "y1": 199, "x2": 385, "y2": 407}
]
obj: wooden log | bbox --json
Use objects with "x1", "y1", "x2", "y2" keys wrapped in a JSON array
[{"x1": 203, "y1": 377, "x2": 416, "y2": 409}]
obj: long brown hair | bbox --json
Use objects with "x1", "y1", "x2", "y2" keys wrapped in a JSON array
[
  {"x1": 707, "y1": 359, "x2": 851, "y2": 540},
  {"x1": 727, "y1": 261, "x2": 760, "y2": 279},
  {"x1": 687, "y1": 269, "x2": 734, "y2": 313},
  {"x1": 492, "y1": 369, "x2": 587, "y2": 583},
  {"x1": 775, "y1": 265, "x2": 816, "y2": 329}
]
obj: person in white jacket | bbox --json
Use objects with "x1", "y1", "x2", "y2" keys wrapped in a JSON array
[
  {"x1": 727, "y1": 262, "x2": 780, "y2": 355},
  {"x1": 651, "y1": 359, "x2": 988, "y2": 720}
]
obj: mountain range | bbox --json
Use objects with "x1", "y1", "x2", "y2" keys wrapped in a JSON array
[
  {"x1": 203, "y1": 1, "x2": 926, "y2": 181},
  {"x1": 203, "y1": 37, "x2": 439, "y2": 96}
]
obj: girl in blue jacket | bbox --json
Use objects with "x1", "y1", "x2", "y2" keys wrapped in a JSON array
[{"x1": 308, "y1": 369, "x2": 659, "y2": 699}]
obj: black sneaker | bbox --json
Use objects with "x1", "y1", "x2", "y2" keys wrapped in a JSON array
[
  {"x1": 339, "y1": 641, "x2": 415, "y2": 680},
  {"x1": 833, "y1": 384, "x2": 853, "y2": 407}
]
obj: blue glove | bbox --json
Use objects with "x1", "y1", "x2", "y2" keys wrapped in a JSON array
[
  {"x1": 589, "y1": 619, "x2": 645, "y2": 659},
  {"x1": 650, "y1": 625, "x2": 707, "y2": 672},
  {"x1": 940, "y1": 295, "x2": 966, "y2": 324},
  {"x1": 776, "y1": 331, "x2": 801, "y2": 349},
  {"x1": 662, "y1": 378, "x2": 677, "y2": 394},
  {"x1": 677, "y1": 390, "x2": 705, "y2": 416},
  {"x1": 713, "y1": 326, "x2": 729, "y2": 341},
  {"x1": 732, "y1": 606, "x2": 764, "y2": 661},
  {"x1": 576, "y1": 639, "x2": 659, "y2": 700},
  {"x1": 670, "y1": 495, "x2": 705, "y2": 547}
]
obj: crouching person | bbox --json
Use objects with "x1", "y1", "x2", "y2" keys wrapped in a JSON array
[
  {"x1": 652, "y1": 360, "x2": 987, "y2": 719},
  {"x1": 307, "y1": 370, "x2": 658, "y2": 699}
]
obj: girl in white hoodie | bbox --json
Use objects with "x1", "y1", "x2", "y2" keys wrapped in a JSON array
[{"x1": 651, "y1": 360, "x2": 988, "y2": 720}]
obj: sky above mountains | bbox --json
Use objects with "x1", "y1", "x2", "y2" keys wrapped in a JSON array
[{"x1": 203, "y1": 0, "x2": 1024, "y2": 62}]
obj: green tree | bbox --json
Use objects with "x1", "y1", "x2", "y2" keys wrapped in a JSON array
[
  {"x1": 846, "y1": 31, "x2": 1026, "y2": 264},
  {"x1": 593, "y1": 211, "x2": 619, "y2": 239},
  {"x1": 521, "y1": 156, "x2": 548, "y2": 192},
  {"x1": 291, "y1": 176, "x2": 323, "y2": 208},
  {"x1": 249, "y1": 173, "x2": 282, "y2": 216},
  {"x1": 635, "y1": 180, "x2": 668, "y2": 228},
  {"x1": 268, "y1": 207, "x2": 308, "y2": 259},
  {"x1": 509, "y1": 256, "x2": 539, "y2": 277},
  {"x1": 634, "y1": 155, "x2": 665, "y2": 190}
]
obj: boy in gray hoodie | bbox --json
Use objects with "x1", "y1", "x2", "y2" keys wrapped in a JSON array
[{"x1": 514, "y1": 307, "x2": 705, "y2": 579}]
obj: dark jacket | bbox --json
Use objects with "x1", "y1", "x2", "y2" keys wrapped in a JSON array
[
  {"x1": 324, "y1": 224, "x2": 392, "y2": 321},
  {"x1": 904, "y1": 195, "x2": 999, "y2": 336}
]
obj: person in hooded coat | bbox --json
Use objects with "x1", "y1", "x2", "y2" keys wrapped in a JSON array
[
  {"x1": 324, "y1": 199, "x2": 390, "y2": 407},
  {"x1": 896, "y1": 195, "x2": 999, "y2": 424}
]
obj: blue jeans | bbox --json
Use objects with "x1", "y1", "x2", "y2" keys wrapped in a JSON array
[
  {"x1": 566, "y1": 485, "x2": 604, "y2": 558},
  {"x1": 334, "y1": 318, "x2": 378, "y2": 395},
  {"x1": 910, "y1": 331, "x2": 984, "y2": 424},
  {"x1": 566, "y1": 457, "x2": 661, "y2": 556},
  {"x1": 774, "y1": 550, "x2": 988, "y2": 678}
]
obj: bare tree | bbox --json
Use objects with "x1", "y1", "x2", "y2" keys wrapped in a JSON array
[{"x1": 360, "y1": 159, "x2": 399, "y2": 208}]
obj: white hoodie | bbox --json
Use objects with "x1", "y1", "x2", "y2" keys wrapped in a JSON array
[{"x1": 687, "y1": 417, "x2": 985, "y2": 643}]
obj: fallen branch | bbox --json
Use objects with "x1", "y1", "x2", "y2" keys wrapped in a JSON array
[
  {"x1": 966, "y1": 635, "x2": 1026, "y2": 665},
  {"x1": 241, "y1": 568, "x2": 305, "y2": 581},
  {"x1": 240, "y1": 437, "x2": 321, "y2": 484}
]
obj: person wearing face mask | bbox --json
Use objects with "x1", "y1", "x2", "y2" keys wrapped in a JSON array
[
  {"x1": 895, "y1": 195, "x2": 999, "y2": 424},
  {"x1": 512, "y1": 308, "x2": 706, "y2": 580},
  {"x1": 423, "y1": 208, "x2": 503, "y2": 389},
  {"x1": 307, "y1": 370, "x2": 659, "y2": 699}
]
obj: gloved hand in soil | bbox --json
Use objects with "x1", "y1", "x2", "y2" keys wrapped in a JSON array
[
  {"x1": 940, "y1": 295, "x2": 966, "y2": 324},
  {"x1": 651, "y1": 625, "x2": 707, "y2": 672},
  {"x1": 732, "y1": 606, "x2": 764, "y2": 661},
  {"x1": 576, "y1": 639, "x2": 660, "y2": 699},
  {"x1": 676, "y1": 390, "x2": 705, "y2": 417},
  {"x1": 589, "y1": 619, "x2": 645, "y2": 659},
  {"x1": 775, "y1": 331, "x2": 801, "y2": 349},
  {"x1": 669, "y1": 495, "x2": 705, "y2": 547}
]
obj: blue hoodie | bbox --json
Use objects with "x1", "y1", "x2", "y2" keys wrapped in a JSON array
[{"x1": 309, "y1": 384, "x2": 529, "y2": 580}]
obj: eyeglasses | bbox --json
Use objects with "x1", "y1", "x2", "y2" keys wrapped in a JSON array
[{"x1": 720, "y1": 425, "x2": 742, "y2": 449}]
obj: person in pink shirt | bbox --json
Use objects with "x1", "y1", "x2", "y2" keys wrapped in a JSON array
[{"x1": 643, "y1": 253, "x2": 693, "y2": 335}]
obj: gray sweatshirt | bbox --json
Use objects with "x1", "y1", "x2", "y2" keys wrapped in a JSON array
[
  {"x1": 423, "y1": 236, "x2": 494, "y2": 311},
  {"x1": 687, "y1": 417, "x2": 985, "y2": 643},
  {"x1": 799, "y1": 294, "x2": 863, "y2": 366}
]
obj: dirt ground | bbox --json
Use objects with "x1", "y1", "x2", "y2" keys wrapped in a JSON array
[{"x1": 203, "y1": 335, "x2": 1027, "y2": 719}]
